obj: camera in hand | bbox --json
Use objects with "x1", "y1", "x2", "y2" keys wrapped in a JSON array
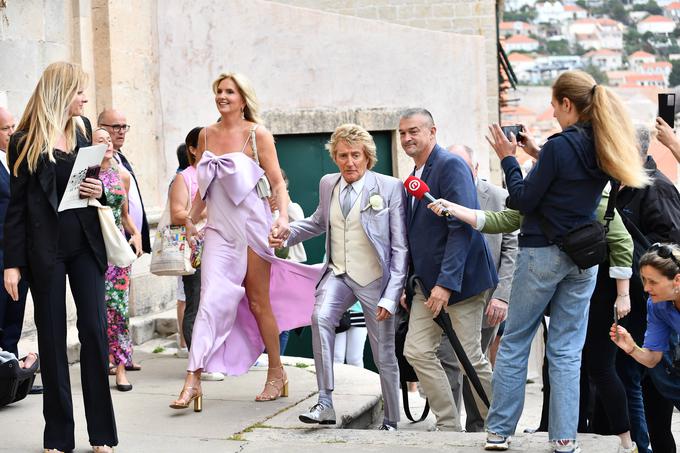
[{"x1": 500, "y1": 125, "x2": 524, "y2": 143}]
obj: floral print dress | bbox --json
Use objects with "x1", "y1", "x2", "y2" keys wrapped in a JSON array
[{"x1": 101, "y1": 166, "x2": 134, "y2": 367}]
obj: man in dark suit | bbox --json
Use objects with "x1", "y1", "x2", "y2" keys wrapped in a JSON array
[
  {"x1": 0, "y1": 107, "x2": 28, "y2": 357},
  {"x1": 400, "y1": 109, "x2": 498, "y2": 431},
  {"x1": 438, "y1": 144, "x2": 517, "y2": 432},
  {"x1": 97, "y1": 109, "x2": 151, "y2": 254}
]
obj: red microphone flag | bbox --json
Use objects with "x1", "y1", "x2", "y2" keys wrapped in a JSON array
[{"x1": 404, "y1": 175, "x2": 430, "y2": 200}]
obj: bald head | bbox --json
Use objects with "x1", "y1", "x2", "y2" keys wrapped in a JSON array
[
  {"x1": 447, "y1": 144, "x2": 478, "y2": 178},
  {"x1": 97, "y1": 108, "x2": 128, "y2": 150},
  {"x1": 0, "y1": 107, "x2": 16, "y2": 151}
]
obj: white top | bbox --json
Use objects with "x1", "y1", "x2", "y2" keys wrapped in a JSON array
[{"x1": 0, "y1": 150, "x2": 8, "y2": 173}]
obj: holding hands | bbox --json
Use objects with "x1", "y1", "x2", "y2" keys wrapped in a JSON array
[{"x1": 268, "y1": 215, "x2": 290, "y2": 249}]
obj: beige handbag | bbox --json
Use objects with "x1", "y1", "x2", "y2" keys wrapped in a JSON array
[
  {"x1": 88, "y1": 198, "x2": 137, "y2": 267},
  {"x1": 149, "y1": 178, "x2": 195, "y2": 276}
]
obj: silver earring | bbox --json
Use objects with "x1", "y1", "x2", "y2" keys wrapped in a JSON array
[{"x1": 241, "y1": 108, "x2": 245, "y2": 120}]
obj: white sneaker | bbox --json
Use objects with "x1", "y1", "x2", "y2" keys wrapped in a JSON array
[
  {"x1": 485, "y1": 432, "x2": 510, "y2": 451},
  {"x1": 553, "y1": 440, "x2": 580, "y2": 453},
  {"x1": 201, "y1": 372, "x2": 225, "y2": 381},
  {"x1": 619, "y1": 442, "x2": 638, "y2": 453},
  {"x1": 174, "y1": 347, "x2": 188, "y2": 358}
]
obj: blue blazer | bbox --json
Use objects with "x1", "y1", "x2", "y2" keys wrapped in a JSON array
[{"x1": 406, "y1": 145, "x2": 498, "y2": 304}]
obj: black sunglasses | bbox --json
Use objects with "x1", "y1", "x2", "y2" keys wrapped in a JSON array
[{"x1": 648, "y1": 243, "x2": 680, "y2": 268}]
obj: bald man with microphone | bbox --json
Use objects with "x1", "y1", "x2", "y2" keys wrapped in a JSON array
[{"x1": 399, "y1": 108, "x2": 497, "y2": 432}]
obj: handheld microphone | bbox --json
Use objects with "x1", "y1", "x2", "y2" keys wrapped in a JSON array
[{"x1": 404, "y1": 175, "x2": 450, "y2": 217}]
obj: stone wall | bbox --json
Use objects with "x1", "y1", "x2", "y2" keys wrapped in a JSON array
[
  {"x1": 157, "y1": 0, "x2": 490, "y2": 178},
  {"x1": 275, "y1": 0, "x2": 501, "y2": 178}
]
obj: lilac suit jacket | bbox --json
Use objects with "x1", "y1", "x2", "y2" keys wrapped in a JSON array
[{"x1": 287, "y1": 170, "x2": 409, "y2": 313}]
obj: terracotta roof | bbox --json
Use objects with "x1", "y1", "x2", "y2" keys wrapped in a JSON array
[
  {"x1": 564, "y1": 4, "x2": 585, "y2": 11},
  {"x1": 642, "y1": 61, "x2": 672, "y2": 69},
  {"x1": 508, "y1": 53, "x2": 535, "y2": 62},
  {"x1": 649, "y1": 140, "x2": 678, "y2": 182},
  {"x1": 666, "y1": 2, "x2": 680, "y2": 10},
  {"x1": 573, "y1": 18, "x2": 597, "y2": 25},
  {"x1": 537, "y1": 106, "x2": 555, "y2": 122},
  {"x1": 640, "y1": 15, "x2": 675, "y2": 23},
  {"x1": 597, "y1": 18, "x2": 622, "y2": 27},
  {"x1": 504, "y1": 35, "x2": 539, "y2": 44},
  {"x1": 626, "y1": 73, "x2": 665, "y2": 82},
  {"x1": 629, "y1": 50, "x2": 655, "y2": 59},
  {"x1": 499, "y1": 21, "x2": 531, "y2": 30},
  {"x1": 501, "y1": 105, "x2": 537, "y2": 116}
]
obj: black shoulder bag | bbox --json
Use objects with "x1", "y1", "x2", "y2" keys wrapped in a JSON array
[{"x1": 539, "y1": 181, "x2": 618, "y2": 270}]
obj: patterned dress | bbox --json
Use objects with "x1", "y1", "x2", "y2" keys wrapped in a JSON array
[{"x1": 101, "y1": 166, "x2": 134, "y2": 367}]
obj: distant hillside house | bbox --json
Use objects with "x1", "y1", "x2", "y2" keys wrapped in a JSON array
[
  {"x1": 563, "y1": 3, "x2": 588, "y2": 20},
  {"x1": 499, "y1": 21, "x2": 535, "y2": 38},
  {"x1": 568, "y1": 18, "x2": 624, "y2": 50},
  {"x1": 624, "y1": 72, "x2": 668, "y2": 88},
  {"x1": 502, "y1": 34, "x2": 540, "y2": 52},
  {"x1": 641, "y1": 61, "x2": 673, "y2": 84},
  {"x1": 637, "y1": 15, "x2": 676, "y2": 34},
  {"x1": 508, "y1": 53, "x2": 536, "y2": 83},
  {"x1": 607, "y1": 70, "x2": 636, "y2": 86},
  {"x1": 536, "y1": 1, "x2": 569, "y2": 24},
  {"x1": 629, "y1": 50, "x2": 657, "y2": 69},
  {"x1": 664, "y1": 2, "x2": 680, "y2": 22},
  {"x1": 584, "y1": 49, "x2": 622, "y2": 71}
]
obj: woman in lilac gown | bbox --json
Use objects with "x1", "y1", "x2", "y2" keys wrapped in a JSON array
[{"x1": 170, "y1": 72, "x2": 319, "y2": 411}]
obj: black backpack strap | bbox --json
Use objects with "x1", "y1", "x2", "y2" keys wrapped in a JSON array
[
  {"x1": 602, "y1": 180, "x2": 620, "y2": 233},
  {"x1": 401, "y1": 379, "x2": 429, "y2": 422}
]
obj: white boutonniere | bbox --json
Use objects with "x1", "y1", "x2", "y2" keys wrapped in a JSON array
[{"x1": 362, "y1": 193, "x2": 385, "y2": 212}]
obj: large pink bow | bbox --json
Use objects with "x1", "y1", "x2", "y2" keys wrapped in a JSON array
[{"x1": 196, "y1": 151, "x2": 264, "y2": 206}]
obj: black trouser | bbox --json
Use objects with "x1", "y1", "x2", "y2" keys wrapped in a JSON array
[
  {"x1": 182, "y1": 267, "x2": 201, "y2": 350},
  {"x1": 33, "y1": 220, "x2": 117, "y2": 450},
  {"x1": 0, "y1": 277, "x2": 28, "y2": 356},
  {"x1": 581, "y1": 267, "x2": 630, "y2": 435}
]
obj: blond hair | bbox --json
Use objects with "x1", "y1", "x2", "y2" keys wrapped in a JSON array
[
  {"x1": 552, "y1": 70, "x2": 648, "y2": 188},
  {"x1": 211, "y1": 72, "x2": 262, "y2": 124},
  {"x1": 326, "y1": 124, "x2": 378, "y2": 169},
  {"x1": 14, "y1": 62, "x2": 87, "y2": 176}
]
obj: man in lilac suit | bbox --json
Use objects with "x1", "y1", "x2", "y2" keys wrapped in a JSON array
[{"x1": 272, "y1": 123, "x2": 408, "y2": 430}]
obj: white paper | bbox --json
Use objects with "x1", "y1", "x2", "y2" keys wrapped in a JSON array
[{"x1": 57, "y1": 144, "x2": 107, "y2": 212}]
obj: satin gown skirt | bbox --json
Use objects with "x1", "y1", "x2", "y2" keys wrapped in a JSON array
[{"x1": 187, "y1": 151, "x2": 321, "y2": 375}]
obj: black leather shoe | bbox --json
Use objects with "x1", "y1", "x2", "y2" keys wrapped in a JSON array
[{"x1": 116, "y1": 382, "x2": 132, "y2": 392}]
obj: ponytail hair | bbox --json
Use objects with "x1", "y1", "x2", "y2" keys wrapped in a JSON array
[{"x1": 552, "y1": 70, "x2": 649, "y2": 188}]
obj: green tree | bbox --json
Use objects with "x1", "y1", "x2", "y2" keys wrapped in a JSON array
[
  {"x1": 582, "y1": 64, "x2": 610, "y2": 85},
  {"x1": 503, "y1": 5, "x2": 537, "y2": 22},
  {"x1": 594, "y1": 0, "x2": 631, "y2": 25},
  {"x1": 632, "y1": 0, "x2": 663, "y2": 15},
  {"x1": 546, "y1": 39, "x2": 572, "y2": 55},
  {"x1": 669, "y1": 61, "x2": 680, "y2": 87}
]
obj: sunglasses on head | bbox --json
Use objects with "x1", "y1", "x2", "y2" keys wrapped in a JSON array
[{"x1": 648, "y1": 243, "x2": 680, "y2": 268}]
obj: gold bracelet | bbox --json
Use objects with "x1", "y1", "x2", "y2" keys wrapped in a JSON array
[
  {"x1": 617, "y1": 293, "x2": 630, "y2": 298},
  {"x1": 626, "y1": 344, "x2": 638, "y2": 355}
]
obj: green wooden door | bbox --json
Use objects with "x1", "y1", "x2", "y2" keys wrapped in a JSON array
[{"x1": 275, "y1": 130, "x2": 393, "y2": 372}]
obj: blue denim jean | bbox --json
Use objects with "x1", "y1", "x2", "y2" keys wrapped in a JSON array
[
  {"x1": 617, "y1": 353, "x2": 651, "y2": 453},
  {"x1": 486, "y1": 246, "x2": 597, "y2": 442}
]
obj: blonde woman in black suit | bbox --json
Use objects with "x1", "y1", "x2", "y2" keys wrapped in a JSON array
[{"x1": 4, "y1": 62, "x2": 116, "y2": 453}]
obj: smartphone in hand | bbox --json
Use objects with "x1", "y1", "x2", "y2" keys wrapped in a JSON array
[
  {"x1": 659, "y1": 93, "x2": 676, "y2": 128},
  {"x1": 500, "y1": 125, "x2": 525, "y2": 143},
  {"x1": 79, "y1": 165, "x2": 101, "y2": 199}
]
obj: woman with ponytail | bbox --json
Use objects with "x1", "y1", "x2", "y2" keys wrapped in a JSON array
[
  {"x1": 483, "y1": 70, "x2": 647, "y2": 453},
  {"x1": 4, "y1": 62, "x2": 116, "y2": 453}
]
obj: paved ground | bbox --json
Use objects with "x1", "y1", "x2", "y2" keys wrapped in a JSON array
[{"x1": 0, "y1": 338, "x2": 676, "y2": 452}]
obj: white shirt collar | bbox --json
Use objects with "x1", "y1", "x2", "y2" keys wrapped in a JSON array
[
  {"x1": 339, "y1": 172, "x2": 366, "y2": 195},
  {"x1": 0, "y1": 150, "x2": 8, "y2": 173}
]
